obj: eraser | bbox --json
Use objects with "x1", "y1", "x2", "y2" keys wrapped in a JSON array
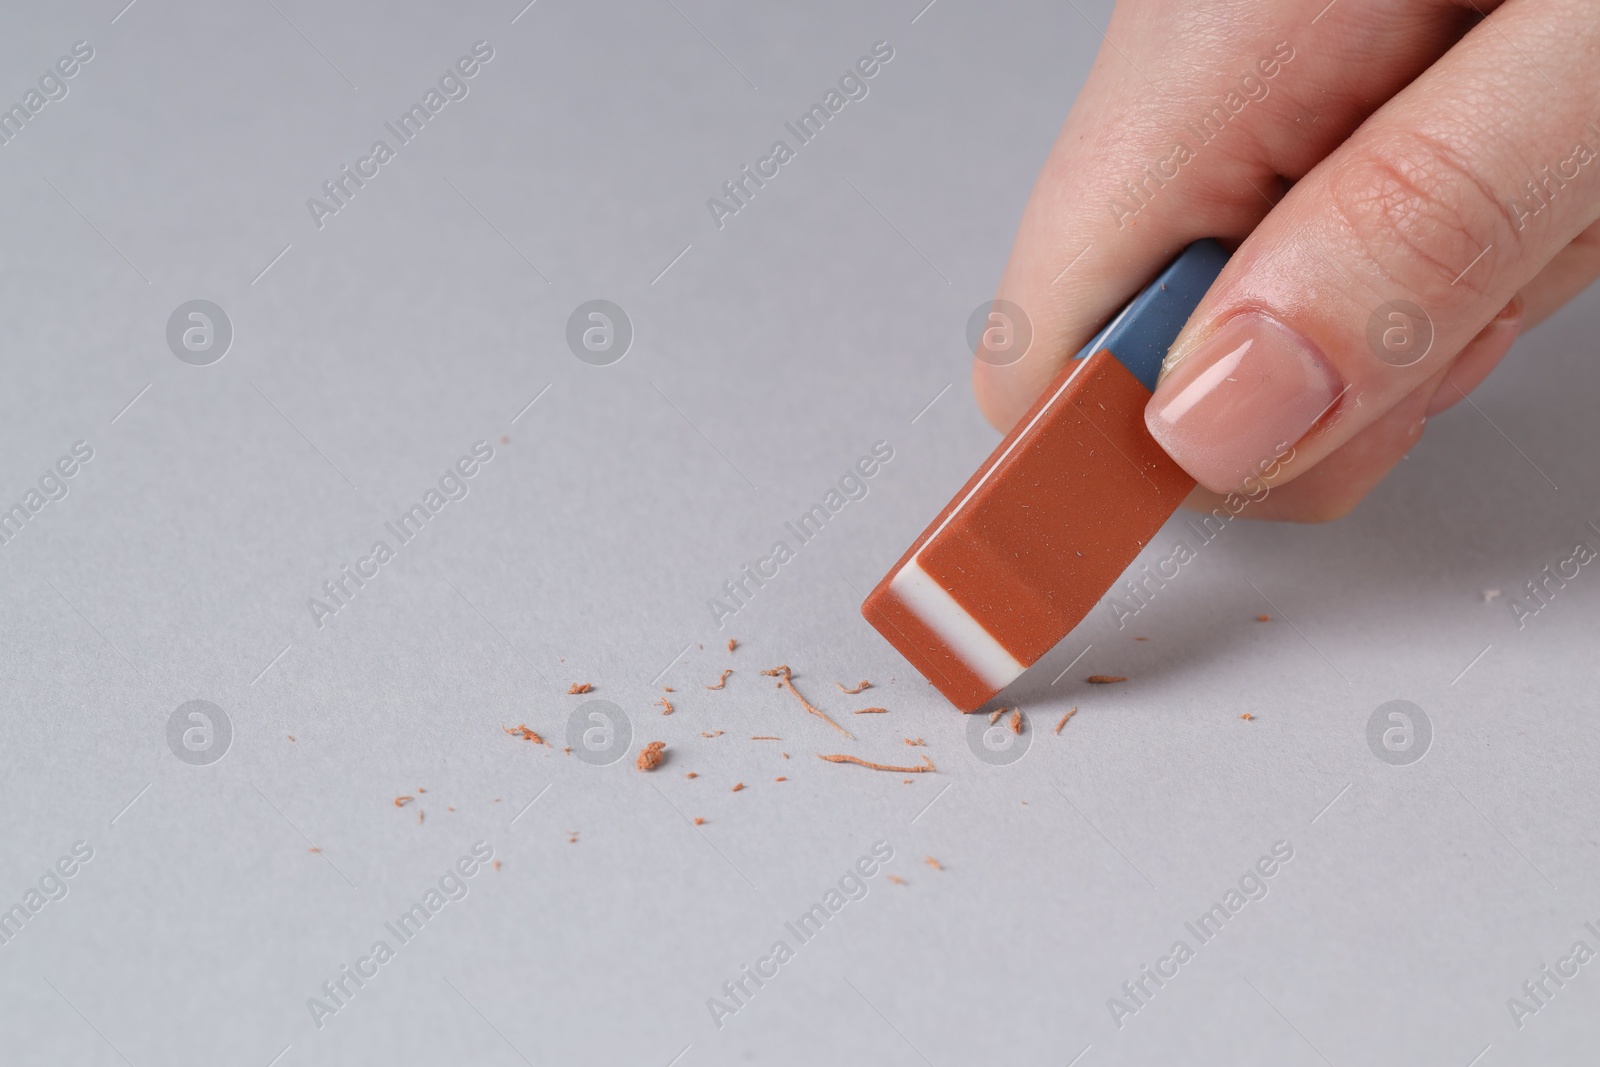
[{"x1": 862, "y1": 240, "x2": 1229, "y2": 710}]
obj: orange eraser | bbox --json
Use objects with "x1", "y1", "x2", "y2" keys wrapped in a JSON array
[{"x1": 862, "y1": 242, "x2": 1227, "y2": 710}]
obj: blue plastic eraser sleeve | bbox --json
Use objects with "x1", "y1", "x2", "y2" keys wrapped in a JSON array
[{"x1": 1070, "y1": 239, "x2": 1230, "y2": 393}]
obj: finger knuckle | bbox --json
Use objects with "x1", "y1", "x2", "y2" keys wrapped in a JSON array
[{"x1": 1326, "y1": 130, "x2": 1512, "y2": 303}]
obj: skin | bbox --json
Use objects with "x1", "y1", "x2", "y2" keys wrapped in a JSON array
[{"x1": 974, "y1": 0, "x2": 1600, "y2": 521}]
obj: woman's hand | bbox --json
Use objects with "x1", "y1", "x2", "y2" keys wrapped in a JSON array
[{"x1": 974, "y1": 0, "x2": 1600, "y2": 520}]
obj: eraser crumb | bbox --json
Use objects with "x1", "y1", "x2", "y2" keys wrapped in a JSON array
[
  {"x1": 818, "y1": 753, "x2": 935, "y2": 773},
  {"x1": 763, "y1": 665, "x2": 852, "y2": 738},
  {"x1": 636, "y1": 741, "x2": 666, "y2": 771},
  {"x1": 504, "y1": 724, "x2": 550, "y2": 746}
]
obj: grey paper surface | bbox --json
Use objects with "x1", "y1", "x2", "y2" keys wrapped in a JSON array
[{"x1": 3, "y1": 1, "x2": 1599, "y2": 1065}]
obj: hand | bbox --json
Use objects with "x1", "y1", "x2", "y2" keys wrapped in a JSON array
[{"x1": 973, "y1": 0, "x2": 1600, "y2": 521}]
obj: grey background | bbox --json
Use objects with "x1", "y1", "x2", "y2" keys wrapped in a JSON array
[{"x1": 2, "y1": 1, "x2": 1598, "y2": 1064}]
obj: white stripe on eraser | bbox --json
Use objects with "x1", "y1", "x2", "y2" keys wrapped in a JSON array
[{"x1": 889, "y1": 557, "x2": 1024, "y2": 691}]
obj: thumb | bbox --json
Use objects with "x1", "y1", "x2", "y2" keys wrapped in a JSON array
[{"x1": 1144, "y1": 1, "x2": 1600, "y2": 494}]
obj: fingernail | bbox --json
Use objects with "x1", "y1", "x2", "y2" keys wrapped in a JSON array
[{"x1": 1145, "y1": 312, "x2": 1341, "y2": 493}]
